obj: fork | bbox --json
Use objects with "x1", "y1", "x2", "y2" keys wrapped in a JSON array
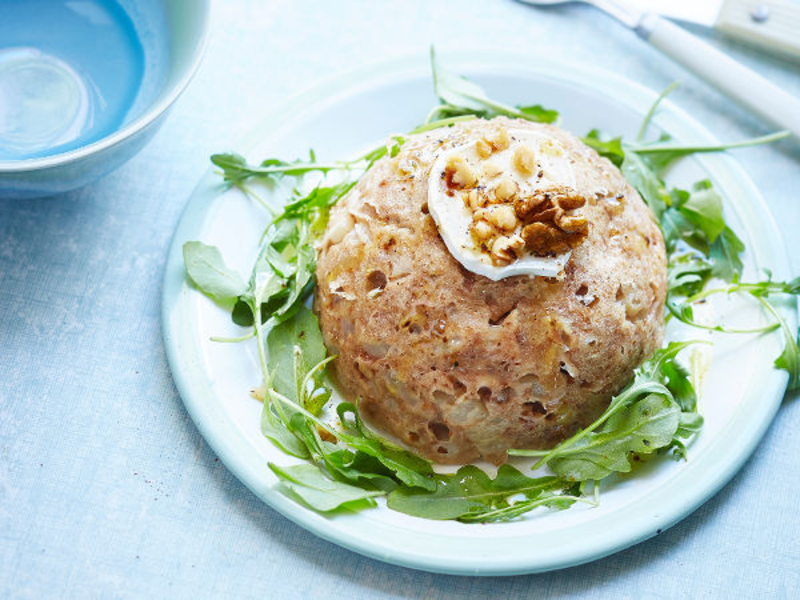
[{"x1": 516, "y1": 0, "x2": 800, "y2": 139}]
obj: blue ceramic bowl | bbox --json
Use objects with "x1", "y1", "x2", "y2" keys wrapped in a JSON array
[{"x1": 0, "y1": 0, "x2": 210, "y2": 199}]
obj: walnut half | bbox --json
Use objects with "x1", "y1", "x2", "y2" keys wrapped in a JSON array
[{"x1": 515, "y1": 188, "x2": 589, "y2": 256}]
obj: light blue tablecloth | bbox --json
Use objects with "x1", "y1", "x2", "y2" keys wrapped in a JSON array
[{"x1": 2, "y1": 1, "x2": 798, "y2": 597}]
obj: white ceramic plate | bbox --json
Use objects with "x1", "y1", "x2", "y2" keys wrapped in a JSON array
[{"x1": 162, "y1": 52, "x2": 795, "y2": 575}]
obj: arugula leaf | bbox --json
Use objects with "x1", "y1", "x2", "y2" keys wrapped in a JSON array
[
  {"x1": 547, "y1": 394, "x2": 681, "y2": 481},
  {"x1": 267, "y1": 306, "x2": 330, "y2": 412},
  {"x1": 336, "y1": 403, "x2": 436, "y2": 491},
  {"x1": 429, "y1": 47, "x2": 558, "y2": 124},
  {"x1": 510, "y1": 342, "x2": 702, "y2": 472},
  {"x1": 668, "y1": 253, "x2": 712, "y2": 297},
  {"x1": 322, "y1": 449, "x2": 399, "y2": 493},
  {"x1": 261, "y1": 404, "x2": 310, "y2": 459},
  {"x1": 458, "y1": 489, "x2": 586, "y2": 523},
  {"x1": 637, "y1": 82, "x2": 680, "y2": 142},
  {"x1": 620, "y1": 151, "x2": 671, "y2": 220},
  {"x1": 625, "y1": 131, "x2": 789, "y2": 173},
  {"x1": 518, "y1": 104, "x2": 559, "y2": 124},
  {"x1": 709, "y1": 226, "x2": 745, "y2": 281},
  {"x1": 661, "y1": 182, "x2": 727, "y2": 256},
  {"x1": 680, "y1": 181, "x2": 725, "y2": 243},
  {"x1": 753, "y1": 296, "x2": 800, "y2": 390},
  {"x1": 387, "y1": 465, "x2": 565, "y2": 521},
  {"x1": 582, "y1": 130, "x2": 625, "y2": 167},
  {"x1": 183, "y1": 241, "x2": 247, "y2": 303},
  {"x1": 276, "y1": 181, "x2": 356, "y2": 225},
  {"x1": 775, "y1": 334, "x2": 800, "y2": 391},
  {"x1": 268, "y1": 463, "x2": 383, "y2": 512},
  {"x1": 211, "y1": 152, "x2": 339, "y2": 186}
]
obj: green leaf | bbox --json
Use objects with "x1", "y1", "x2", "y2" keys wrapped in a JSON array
[
  {"x1": 667, "y1": 253, "x2": 712, "y2": 297},
  {"x1": 709, "y1": 226, "x2": 745, "y2": 281},
  {"x1": 621, "y1": 151, "x2": 670, "y2": 219},
  {"x1": 636, "y1": 82, "x2": 680, "y2": 143},
  {"x1": 753, "y1": 296, "x2": 800, "y2": 390},
  {"x1": 261, "y1": 404, "x2": 309, "y2": 458},
  {"x1": 626, "y1": 130, "x2": 790, "y2": 173},
  {"x1": 277, "y1": 182, "x2": 356, "y2": 224},
  {"x1": 680, "y1": 181, "x2": 725, "y2": 243},
  {"x1": 518, "y1": 104, "x2": 559, "y2": 124},
  {"x1": 336, "y1": 403, "x2": 436, "y2": 491},
  {"x1": 183, "y1": 241, "x2": 247, "y2": 303},
  {"x1": 661, "y1": 206, "x2": 704, "y2": 252},
  {"x1": 429, "y1": 47, "x2": 558, "y2": 124},
  {"x1": 582, "y1": 130, "x2": 625, "y2": 167},
  {"x1": 661, "y1": 359, "x2": 697, "y2": 412},
  {"x1": 387, "y1": 465, "x2": 564, "y2": 521},
  {"x1": 268, "y1": 463, "x2": 383, "y2": 512},
  {"x1": 548, "y1": 394, "x2": 681, "y2": 481},
  {"x1": 267, "y1": 306, "x2": 328, "y2": 409},
  {"x1": 775, "y1": 334, "x2": 800, "y2": 390},
  {"x1": 323, "y1": 450, "x2": 399, "y2": 493},
  {"x1": 676, "y1": 412, "x2": 704, "y2": 438},
  {"x1": 211, "y1": 153, "x2": 336, "y2": 186}
]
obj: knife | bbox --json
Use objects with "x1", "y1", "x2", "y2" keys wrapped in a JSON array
[
  {"x1": 517, "y1": 0, "x2": 800, "y2": 138},
  {"x1": 618, "y1": 0, "x2": 800, "y2": 60}
]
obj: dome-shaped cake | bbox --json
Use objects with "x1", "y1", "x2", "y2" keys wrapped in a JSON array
[{"x1": 315, "y1": 117, "x2": 667, "y2": 464}]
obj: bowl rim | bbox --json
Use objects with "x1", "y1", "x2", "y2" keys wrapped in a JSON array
[{"x1": 0, "y1": 0, "x2": 211, "y2": 173}]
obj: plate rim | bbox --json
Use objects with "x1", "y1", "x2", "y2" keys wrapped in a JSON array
[{"x1": 161, "y1": 50, "x2": 796, "y2": 576}]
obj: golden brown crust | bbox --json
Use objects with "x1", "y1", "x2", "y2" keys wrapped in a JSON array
[{"x1": 315, "y1": 117, "x2": 667, "y2": 464}]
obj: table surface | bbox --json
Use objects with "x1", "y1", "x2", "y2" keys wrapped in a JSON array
[{"x1": 2, "y1": 1, "x2": 799, "y2": 598}]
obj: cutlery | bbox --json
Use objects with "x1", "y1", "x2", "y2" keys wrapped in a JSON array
[
  {"x1": 618, "y1": 0, "x2": 800, "y2": 60},
  {"x1": 516, "y1": 0, "x2": 800, "y2": 138}
]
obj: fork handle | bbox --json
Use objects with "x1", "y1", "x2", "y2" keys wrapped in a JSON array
[
  {"x1": 637, "y1": 14, "x2": 800, "y2": 138},
  {"x1": 716, "y1": 0, "x2": 800, "y2": 61}
]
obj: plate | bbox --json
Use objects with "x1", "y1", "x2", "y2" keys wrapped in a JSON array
[{"x1": 162, "y1": 52, "x2": 795, "y2": 575}]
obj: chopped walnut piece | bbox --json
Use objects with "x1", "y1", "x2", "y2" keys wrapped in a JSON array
[
  {"x1": 512, "y1": 145, "x2": 537, "y2": 176},
  {"x1": 521, "y1": 222, "x2": 573, "y2": 256},
  {"x1": 494, "y1": 176, "x2": 517, "y2": 202},
  {"x1": 514, "y1": 194, "x2": 548, "y2": 221},
  {"x1": 555, "y1": 193, "x2": 586, "y2": 211},
  {"x1": 475, "y1": 138, "x2": 493, "y2": 159},
  {"x1": 510, "y1": 187, "x2": 590, "y2": 256},
  {"x1": 444, "y1": 154, "x2": 477, "y2": 188},
  {"x1": 487, "y1": 205, "x2": 518, "y2": 232},
  {"x1": 491, "y1": 234, "x2": 524, "y2": 265},
  {"x1": 483, "y1": 160, "x2": 503, "y2": 179},
  {"x1": 555, "y1": 212, "x2": 588, "y2": 233},
  {"x1": 463, "y1": 189, "x2": 483, "y2": 212},
  {"x1": 470, "y1": 219, "x2": 495, "y2": 243},
  {"x1": 487, "y1": 127, "x2": 510, "y2": 151}
]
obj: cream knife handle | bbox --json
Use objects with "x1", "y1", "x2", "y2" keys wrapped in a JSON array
[
  {"x1": 638, "y1": 15, "x2": 800, "y2": 138},
  {"x1": 716, "y1": 0, "x2": 800, "y2": 61}
]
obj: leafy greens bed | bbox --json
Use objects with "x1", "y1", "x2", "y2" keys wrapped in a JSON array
[{"x1": 183, "y1": 51, "x2": 799, "y2": 523}]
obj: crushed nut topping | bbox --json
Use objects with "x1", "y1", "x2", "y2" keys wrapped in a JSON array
[
  {"x1": 482, "y1": 160, "x2": 503, "y2": 179},
  {"x1": 487, "y1": 128, "x2": 510, "y2": 151},
  {"x1": 439, "y1": 127, "x2": 589, "y2": 266},
  {"x1": 517, "y1": 189, "x2": 589, "y2": 256},
  {"x1": 494, "y1": 176, "x2": 516, "y2": 202},
  {"x1": 490, "y1": 234, "x2": 525, "y2": 265},
  {"x1": 475, "y1": 138, "x2": 493, "y2": 159},
  {"x1": 444, "y1": 154, "x2": 477, "y2": 188},
  {"x1": 460, "y1": 185, "x2": 589, "y2": 264},
  {"x1": 512, "y1": 145, "x2": 536, "y2": 176}
]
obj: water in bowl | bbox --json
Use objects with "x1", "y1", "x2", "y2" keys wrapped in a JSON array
[{"x1": 0, "y1": 0, "x2": 145, "y2": 161}]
